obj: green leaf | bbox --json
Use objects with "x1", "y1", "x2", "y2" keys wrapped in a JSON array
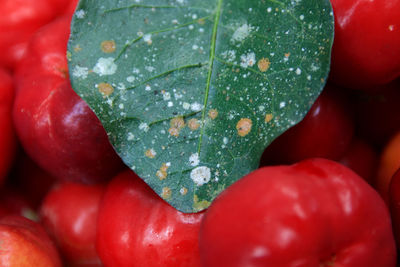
[{"x1": 68, "y1": 0, "x2": 334, "y2": 213}]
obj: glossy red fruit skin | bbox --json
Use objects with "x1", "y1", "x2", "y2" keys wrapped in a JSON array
[
  {"x1": 0, "y1": 215, "x2": 62, "y2": 267},
  {"x1": 0, "y1": 68, "x2": 17, "y2": 185},
  {"x1": 48, "y1": 0, "x2": 80, "y2": 16},
  {"x1": 13, "y1": 17, "x2": 124, "y2": 184},
  {"x1": 338, "y1": 138, "x2": 378, "y2": 184},
  {"x1": 0, "y1": 0, "x2": 79, "y2": 69},
  {"x1": 40, "y1": 182, "x2": 105, "y2": 266},
  {"x1": 261, "y1": 85, "x2": 354, "y2": 165},
  {"x1": 96, "y1": 170, "x2": 203, "y2": 267},
  {"x1": 389, "y1": 169, "x2": 400, "y2": 249},
  {"x1": 329, "y1": 0, "x2": 400, "y2": 89},
  {"x1": 200, "y1": 158, "x2": 396, "y2": 267}
]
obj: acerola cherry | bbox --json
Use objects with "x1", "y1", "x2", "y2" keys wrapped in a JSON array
[
  {"x1": 0, "y1": 215, "x2": 62, "y2": 267},
  {"x1": 200, "y1": 158, "x2": 396, "y2": 267},
  {"x1": 261, "y1": 85, "x2": 354, "y2": 165},
  {"x1": 13, "y1": 17, "x2": 125, "y2": 184},
  {"x1": 0, "y1": 0, "x2": 79, "y2": 69},
  {"x1": 329, "y1": 0, "x2": 400, "y2": 89},
  {"x1": 40, "y1": 182, "x2": 105, "y2": 266},
  {"x1": 96, "y1": 170, "x2": 203, "y2": 267}
]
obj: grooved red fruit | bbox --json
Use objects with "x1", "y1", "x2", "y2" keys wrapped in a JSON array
[
  {"x1": 13, "y1": 17, "x2": 124, "y2": 184},
  {"x1": 200, "y1": 159, "x2": 396, "y2": 267},
  {"x1": 261, "y1": 85, "x2": 354, "y2": 165},
  {"x1": 329, "y1": 0, "x2": 400, "y2": 89},
  {"x1": 0, "y1": 215, "x2": 62, "y2": 267},
  {"x1": 40, "y1": 182, "x2": 105, "y2": 266},
  {"x1": 97, "y1": 170, "x2": 203, "y2": 267},
  {"x1": 0, "y1": 0, "x2": 79, "y2": 69}
]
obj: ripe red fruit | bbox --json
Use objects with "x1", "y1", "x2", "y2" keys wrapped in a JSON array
[
  {"x1": 13, "y1": 17, "x2": 124, "y2": 184},
  {"x1": 0, "y1": 0, "x2": 79, "y2": 69},
  {"x1": 96, "y1": 170, "x2": 203, "y2": 267},
  {"x1": 40, "y1": 182, "x2": 105, "y2": 266},
  {"x1": 200, "y1": 158, "x2": 396, "y2": 266},
  {"x1": 261, "y1": 85, "x2": 354, "y2": 165},
  {"x1": 0, "y1": 215, "x2": 62, "y2": 267},
  {"x1": 329, "y1": 0, "x2": 400, "y2": 89}
]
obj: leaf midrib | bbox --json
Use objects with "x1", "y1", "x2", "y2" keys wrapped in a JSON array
[{"x1": 197, "y1": 0, "x2": 223, "y2": 156}]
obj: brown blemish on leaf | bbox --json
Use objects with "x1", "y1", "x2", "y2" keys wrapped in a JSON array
[
  {"x1": 161, "y1": 187, "x2": 172, "y2": 199},
  {"x1": 188, "y1": 119, "x2": 200, "y2": 131},
  {"x1": 236, "y1": 118, "x2": 252, "y2": 137},
  {"x1": 171, "y1": 117, "x2": 185, "y2": 129},
  {"x1": 180, "y1": 187, "x2": 188, "y2": 195},
  {"x1": 156, "y1": 163, "x2": 169, "y2": 180},
  {"x1": 265, "y1": 114, "x2": 273, "y2": 123},
  {"x1": 168, "y1": 128, "x2": 179, "y2": 137},
  {"x1": 169, "y1": 117, "x2": 185, "y2": 137},
  {"x1": 74, "y1": 45, "x2": 82, "y2": 52},
  {"x1": 208, "y1": 109, "x2": 218, "y2": 120},
  {"x1": 100, "y1": 40, "x2": 116, "y2": 53},
  {"x1": 285, "y1": 52, "x2": 291, "y2": 58},
  {"x1": 193, "y1": 195, "x2": 211, "y2": 211},
  {"x1": 145, "y1": 149, "x2": 156, "y2": 159},
  {"x1": 197, "y1": 18, "x2": 205, "y2": 25},
  {"x1": 98, "y1": 83, "x2": 114, "y2": 96},
  {"x1": 258, "y1": 58, "x2": 270, "y2": 72}
]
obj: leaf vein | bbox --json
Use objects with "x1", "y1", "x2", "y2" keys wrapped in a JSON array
[
  {"x1": 197, "y1": 0, "x2": 223, "y2": 156},
  {"x1": 103, "y1": 4, "x2": 212, "y2": 14},
  {"x1": 125, "y1": 62, "x2": 207, "y2": 91},
  {"x1": 115, "y1": 15, "x2": 213, "y2": 61}
]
